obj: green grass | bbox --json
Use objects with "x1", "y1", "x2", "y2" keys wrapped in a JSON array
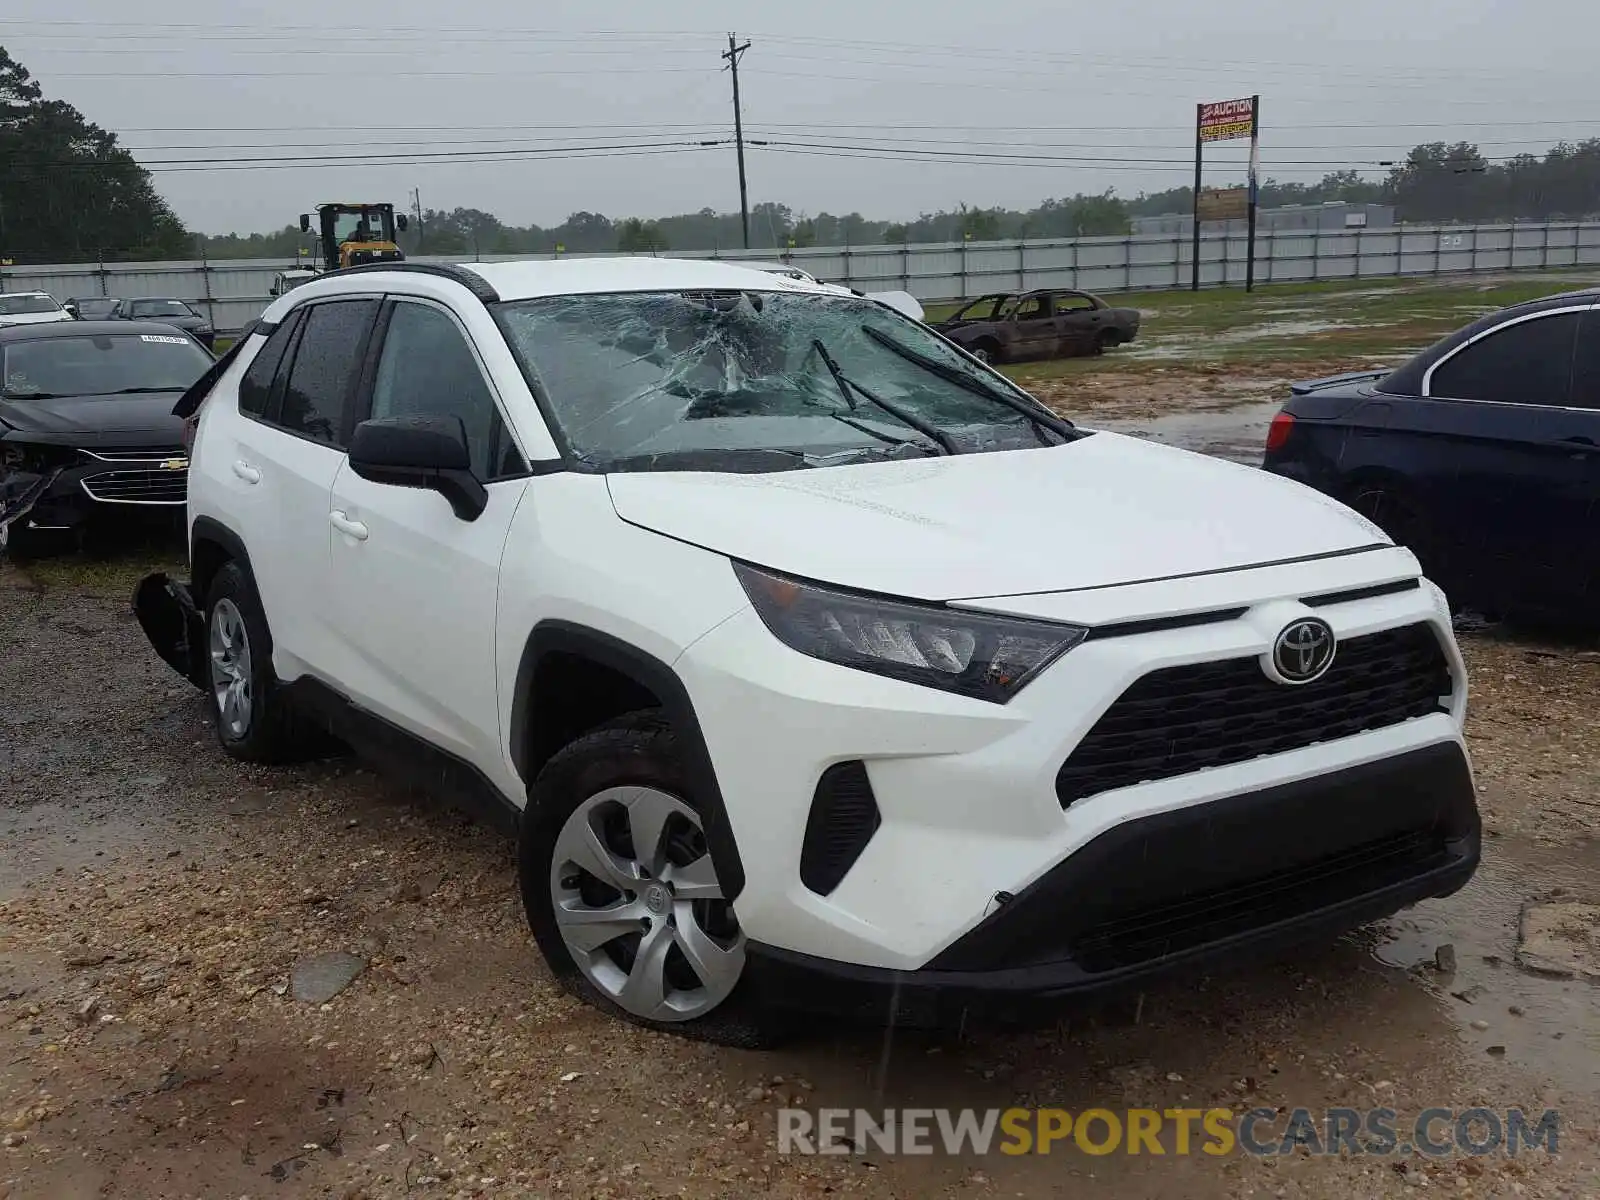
[
  {"x1": 926, "y1": 271, "x2": 1600, "y2": 381},
  {"x1": 2, "y1": 553, "x2": 183, "y2": 597}
]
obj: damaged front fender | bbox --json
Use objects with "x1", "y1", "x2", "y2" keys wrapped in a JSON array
[
  {"x1": 132, "y1": 572, "x2": 210, "y2": 691},
  {"x1": 0, "y1": 465, "x2": 66, "y2": 556}
]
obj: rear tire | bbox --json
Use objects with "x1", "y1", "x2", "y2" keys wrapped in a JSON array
[
  {"x1": 519, "y1": 711, "x2": 787, "y2": 1047},
  {"x1": 1349, "y1": 484, "x2": 1452, "y2": 591},
  {"x1": 203, "y1": 561, "x2": 312, "y2": 763},
  {"x1": 1092, "y1": 329, "x2": 1115, "y2": 355},
  {"x1": 970, "y1": 339, "x2": 1002, "y2": 365}
]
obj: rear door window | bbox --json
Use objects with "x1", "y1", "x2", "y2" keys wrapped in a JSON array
[
  {"x1": 1429, "y1": 311, "x2": 1581, "y2": 406},
  {"x1": 237, "y1": 310, "x2": 304, "y2": 417},
  {"x1": 1568, "y1": 308, "x2": 1600, "y2": 411},
  {"x1": 272, "y1": 299, "x2": 379, "y2": 447}
]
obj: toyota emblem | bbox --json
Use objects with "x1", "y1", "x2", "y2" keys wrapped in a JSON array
[{"x1": 1269, "y1": 618, "x2": 1336, "y2": 684}]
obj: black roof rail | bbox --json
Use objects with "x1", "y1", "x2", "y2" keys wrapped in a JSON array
[{"x1": 313, "y1": 261, "x2": 500, "y2": 303}]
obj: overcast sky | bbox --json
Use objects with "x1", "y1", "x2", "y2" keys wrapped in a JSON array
[{"x1": 2, "y1": 0, "x2": 1593, "y2": 235}]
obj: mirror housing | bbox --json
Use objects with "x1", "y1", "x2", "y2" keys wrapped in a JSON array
[
  {"x1": 299, "y1": 214, "x2": 311, "y2": 233},
  {"x1": 348, "y1": 415, "x2": 487, "y2": 521},
  {"x1": 396, "y1": 213, "x2": 409, "y2": 232},
  {"x1": 63, "y1": 302, "x2": 78, "y2": 318}
]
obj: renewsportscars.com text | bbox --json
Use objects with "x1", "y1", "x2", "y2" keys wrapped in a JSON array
[{"x1": 778, "y1": 1107, "x2": 1561, "y2": 1158}]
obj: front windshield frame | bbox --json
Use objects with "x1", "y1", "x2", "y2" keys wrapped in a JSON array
[
  {"x1": 491, "y1": 288, "x2": 1069, "y2": 474},
  {"x1": 1, "y1": 333, "x2": 214, "y2": 399},
  {"x1": 0, "y1": 294, "x2": 64, "y2": 316}
]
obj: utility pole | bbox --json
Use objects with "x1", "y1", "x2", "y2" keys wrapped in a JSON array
[
  {"x1": 412, "y1": 187, "x2": 425, "y2": 255},
  {"x1": 722, "y1": 33, "x2": 752, "y2": 249}
]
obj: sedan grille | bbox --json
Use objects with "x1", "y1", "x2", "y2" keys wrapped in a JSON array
[
  {"x1": 1056, "y1": 624, "x2": 1452, "y2": 808},
  {"x1": 80, "y1": 465, "x2": 188, "y2": 505}
]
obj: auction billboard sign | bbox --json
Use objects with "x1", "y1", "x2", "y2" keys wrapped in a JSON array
[{"x1": 1199, "y1": 97, "x2": 1256, "y2": 143}]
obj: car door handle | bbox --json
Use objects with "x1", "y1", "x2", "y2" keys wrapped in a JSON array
[
  {"x1": 231, "y1": 461, "x2": 261, "y2": 484},
  {"x1": 329, "y1": 510, "x2": 369, "y2": 541},
  {"x1": 1558, "y1": 435, "x2": 1596, "y2": 447}
]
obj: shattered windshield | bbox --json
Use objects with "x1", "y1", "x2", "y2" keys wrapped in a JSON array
[{"x1": 493, "y1": 291, "x2": 1064, "y2": 472}]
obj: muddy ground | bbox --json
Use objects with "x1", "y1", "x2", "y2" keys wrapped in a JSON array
[
  {"x1": 3, "y1": 335, "x2": 1600, "y2": 1197},
  {"x1": 3, "y1": 564, "x2": 1597, "y2": 1199}
]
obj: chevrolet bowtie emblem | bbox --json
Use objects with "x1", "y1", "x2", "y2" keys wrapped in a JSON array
[{"x1": 161, "y1": 457, "x2": 188, "y2": 471}]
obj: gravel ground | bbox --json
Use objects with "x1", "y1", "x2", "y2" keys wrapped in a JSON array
[{"x1": 2, "y1": 549, "x2": 1598, "y2": 1198}]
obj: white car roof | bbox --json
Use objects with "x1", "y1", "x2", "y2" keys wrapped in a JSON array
[{"x1": 460, "y1": 256, "x2": 828, "y2": 302}]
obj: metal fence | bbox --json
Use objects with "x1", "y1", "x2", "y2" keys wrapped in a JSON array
[{"x1": 5, "y1": 220, "x2": 1599, "y2": 335}]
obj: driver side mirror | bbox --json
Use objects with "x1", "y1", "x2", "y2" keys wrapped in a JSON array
[
  {"x1": 348, "y1": 415, "x2": 487, "y2": 522},
  {"x1": 299, "y1": 214, "x2": 311, "y2": 233},
  {"x1": 63, "y1": 303, "x2": 78, "y2": 318},
  {"x1": 396, "y1": 214, "x2": 409, "y2": 233}
]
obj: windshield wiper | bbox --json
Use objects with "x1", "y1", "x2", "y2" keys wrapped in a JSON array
[
  {"x1": 108, "y1": 387, "x2": 182, "y2": 395},
  {"x1": 826, "y1": 411, "x2": 938, "y2": 453},
  {"x1": 810, "y1": 339, "x2": 956, "y2": 455},
  {"x1": 0, "y1": 391, "x2": 62, "y2": 400},
  {"x1": 860, "y1": 325, "x2": 1077, "y2": 445}
]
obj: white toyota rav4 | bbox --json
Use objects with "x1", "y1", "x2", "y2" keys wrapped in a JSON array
[{"x1": 135, "y1": 258, "x2": 1479, "y2": 1040}]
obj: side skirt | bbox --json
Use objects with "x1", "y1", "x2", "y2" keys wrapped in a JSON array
[{"x1": 282, "y1": 677, "x2": 523, "y2": 839}]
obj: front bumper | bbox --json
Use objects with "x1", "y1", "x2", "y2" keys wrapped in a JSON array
[
  {"x1": 1, "y1": 446, "x2": 188, "y2": 535},
  {"x1": 745, "y1": 741, "x2": 1478, "y2": 1024},
  {"x1": 678, "y1": 557, "x2": 1469, "y2": 970}
]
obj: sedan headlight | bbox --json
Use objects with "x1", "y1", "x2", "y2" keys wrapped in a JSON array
[{"x1": 734, "y1": 563, "x2": 1086, "y2": 703}]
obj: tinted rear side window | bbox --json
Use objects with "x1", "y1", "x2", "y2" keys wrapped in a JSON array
[
  {"x1": 237, "y1": 311, "x2": 303, "y2": 416},
  {"x1": 1569, "y1": 309, "x2": 1600, "y2": 411},
  {"x1": 1429, "y1": 311, "x2": 1581, "y2": 407},
  {"x1": 277, "y1": 300, "x2": 378, "y2": 446}
]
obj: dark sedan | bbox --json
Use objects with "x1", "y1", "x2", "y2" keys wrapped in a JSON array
[
  {"x1": 64, "y1": 297, "x2": 120, "y2": 321},
  {"x1": 932, "y1": 289, "x2": 1141, "y2": 363},
  {"x1": 111, "y1": 297, "x2": 216, "y2": 348},
  {"x1": 0, "y1": 321, "x2": 215, "y2": 557},
  {"x1": 1263, "y1": 288, "x2": 1600, "y2": 626}
]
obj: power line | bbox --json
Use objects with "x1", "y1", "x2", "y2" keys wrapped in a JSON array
[{"x1": 5, "y1": 143, "x2": 724, "y2": 176}]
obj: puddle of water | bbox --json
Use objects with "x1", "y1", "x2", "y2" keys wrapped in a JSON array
[
  {"x1": 1363, "y1": 835, "x2": 1600, "y2": 1097},
  {"x1": 1100, "y1": 400, "x2": 1280, "y2": 465}
]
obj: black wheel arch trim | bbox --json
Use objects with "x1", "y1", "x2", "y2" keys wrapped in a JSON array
[
  {"x1": 189, "y1": 516, "x2": 272, "y2": 655},
  {"x1": 511, "y1": 620, "x2": 746, "y2": 901}
]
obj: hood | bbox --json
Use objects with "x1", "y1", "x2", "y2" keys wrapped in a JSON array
[
  {"x1": 0, "y1": 390, "x2": 186, "y2": 447},
  {"x1": 0, "y1": 311, "x2": 72, "y2": 328},
  {"x1": 606, "y1": 432, "x2": 1388, "y2": 601}
]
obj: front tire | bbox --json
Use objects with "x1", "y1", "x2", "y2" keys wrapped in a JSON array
[
  {"x1": 519, "y1": 713, "x2": 780, "y2": 1045},
  {"x1": 203, "y1": 561, "x2": 309, "y2": 763}
]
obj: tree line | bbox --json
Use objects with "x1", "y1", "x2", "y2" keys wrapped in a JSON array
[
  {"x1": 185, "y1": 141, "x2": 1600, "y2": 262},
  {"x1": 4, "y1": 44, "x2": 1599, "y2": 267}
]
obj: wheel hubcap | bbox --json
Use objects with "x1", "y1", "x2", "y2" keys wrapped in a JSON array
[
  {"x1": 208, "y1": 598, "x2": 253, "y2": 739},
  {"x1": 550, "y1": 786, "x2": 745, "y2": 1022}
]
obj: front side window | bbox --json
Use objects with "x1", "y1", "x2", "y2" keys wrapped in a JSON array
[
  {"x1": 0, "y1": 295, "x2": 63, "y2": 316},
  {"x1": 1429, "y1": 312, "x2": 1581, "y2": 406},
  {"x1": 275, "y1": 299, "x2": 378, "y2": 446},
  {"x1": 494, "y1": 290, "x2": 1065, "y2": 472},
  {"x1": 1, "y1": 334, "x2": 212, "y2": 399},
  {"x1": 370, "y1": 301, "x2": 521, "y2": 478}
]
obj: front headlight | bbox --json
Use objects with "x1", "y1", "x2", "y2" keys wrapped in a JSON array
[{"x1": 734, "y1": 563, "x2": 1086, "y2": 704}]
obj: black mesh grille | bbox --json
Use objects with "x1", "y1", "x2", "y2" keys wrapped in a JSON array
[
  {"x1": 800, "y1": 761, "x2": 881, "y2": 896},
  {"x1": 1068, "y1": 827, "x2": 1450, "y2": 972},
  {"x1": 1056, "y1": 624, "x2": 1451, "y2": 809}
]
